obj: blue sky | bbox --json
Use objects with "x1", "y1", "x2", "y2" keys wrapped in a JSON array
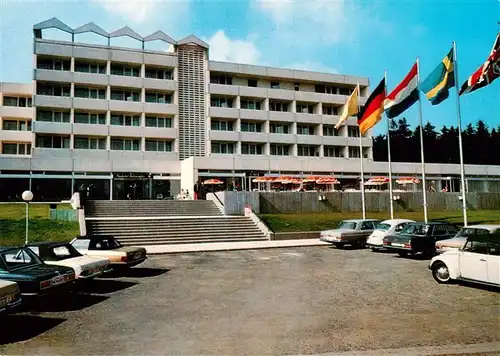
[{"x1": 1, "y1": 0, "x2": 499, "y2": 136}]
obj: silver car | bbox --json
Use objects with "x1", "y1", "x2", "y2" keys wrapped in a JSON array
[{"x1": 320, "y1": 219, "x2": 381, "y2": 248}]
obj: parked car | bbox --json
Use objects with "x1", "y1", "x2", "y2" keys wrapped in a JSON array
[
  {"x1": 0, "y1": 280, "x2": 22, "y2": 314},
  {"x1": 0, "y1": 247, "x2": 76, "y2": 297},
  {"x1": 429, "y1": 232, "x2": 500, "y2": 286},
  {"x1": 26, "y1": 242, "x2": 111, "y2": 280},
  {"x1": 320, "y1": 219, "x2": 381, "y2": 248},
  {"x1": 384, "y1": 222, "x2": 460, "y2": 257},
  {"x1": 435, "y1": 224, "x2": 500, "y2": 254},
  {"x1": 70, "y1": 235, "x2": 147, "y2": 268},
  {"x1": 366, "y1": 219, "x2": 415, "y2": 251}
]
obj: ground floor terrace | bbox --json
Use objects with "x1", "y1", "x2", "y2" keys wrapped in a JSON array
[
  {"x1": 1, "y1": 154, "x2": 500, "y2": 201},
  {"x1": 1, "y1": 169, "x2": 500, "y2": 202}
]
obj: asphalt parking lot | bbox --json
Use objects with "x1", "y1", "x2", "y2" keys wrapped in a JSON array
[{"x1": 1, "y1": 246, "x2": 499, "y2": 355}]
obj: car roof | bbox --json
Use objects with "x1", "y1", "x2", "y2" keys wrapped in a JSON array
[
  {"x1": 381, "y1": 219, "x2": 415, "y2": 224},
  {"x1": 342, "y1": 219, "x2": 380, "y2": 223},
  {"x1": 464, "y1": 224, "x2": 500, "y2": 232}
]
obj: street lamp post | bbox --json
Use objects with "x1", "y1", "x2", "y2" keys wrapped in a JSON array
[{"x1": 22, "y1": 190, "x2": 33, "y2": 245}]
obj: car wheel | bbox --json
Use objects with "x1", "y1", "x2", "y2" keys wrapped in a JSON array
[
  {"x1": 432, "y1": 262, "x2": 451, "y2": 284},
  {"x1": 397, "y1": 251, "x2": 407, "y2": 257}
]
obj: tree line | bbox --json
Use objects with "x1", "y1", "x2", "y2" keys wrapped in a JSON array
[{"x1": 372, "y1": 118, "x2": 500, "y2": 165}]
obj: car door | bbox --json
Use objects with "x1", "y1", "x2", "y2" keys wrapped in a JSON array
[
  {"x1": 360, "y1": 221, "x2": 375, "y2": 238},
  {"x1": 458, "y1": 238, "x2": 489, "y2": 282},
  {"x1": 486, "y1": 241, "x2": 500, "y2": 285}
]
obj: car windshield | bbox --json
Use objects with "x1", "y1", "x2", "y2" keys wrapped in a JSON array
[
  {"x1": 455, "y1": 228, "x2": 490, "y2": 237},
  {"x1": 0, "y1": 248, "x2": 43, "y2": 271},
  {"x1": 375, "y1": 223, "x2": 391, "y2": 231},
  {"x1": 338, "y1": 221, "x2": 357, "y2": 230},
  {"x1": 400, "y1": 223, "x2": 428, "y2": 236}
]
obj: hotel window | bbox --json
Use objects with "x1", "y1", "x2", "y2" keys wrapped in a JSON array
[
  {"x1": 145, "y1": 139, "x2": 172, "y2": 152},
  {"x1": 36, "y1": 109, "x2": 70, "y2": 123},
  {"x1": 211, "y1": 142, "x2": 234, "y2": 154},
  {"x1": 339, "y1": 87, "x2": 353, "y2": 96},
  {"x1": 145, "y1": 116, "x2": 172, "y2": 128},
  {"x1": 36, "y1": 83, "x2": 70, "y2": 97},
  {"x1": 145, "y1": 68, "x2": 173, "y2": 80},
  {"x1": 74, "y1": 86, "x2": 106, "y2": 100},
  {"x1": 2, "y1": 143, "x2": 31, "y2": 155},
  {"x1": 111, "y1": 138, "x2": 140, "y2": 151},
  {"x1": 323, "y1": 126, "x2": 339, "y2": 137},
  {"x1": 269, "y1": 101, "x2": 288, "y2": 112},
  {"x1": 270, "y1": 144, "x2": 290, "y2": 156},
  {"x1": 111, "y1": 114, "x2": 141, "y2": 127},
  {"x1": 210, "y1": 120, "x2": 233, "y2": 131},
  {"x1": 35, "y1": 135, "x2": 70, "y2": 149},
  {"x1": 348, "y1": 126, "x2": 360, "y2": 137},
  {"x1": 297, "y1": 125, "x2": 315, "y2": 135},
  {"x1": 2, "y1": 119, "x2": 31, "y2": 131},
  {"x1": 270, "y1": 81, "x2": 280, "y2": 89},
  {"x1": 240, "y1": 121, "x2": 262, "y2": 133},
  {"x1": 298, "y1": 145, "x2": 318, "y2": 157},
  {"x1": 296, "y1": 103, "x2": 314, "y2": 114},
  {"x1": 270, "y1": 123, "x2": 290, "y2": 134},
  {"x1": 37, "y1": 57, "x2": 70, "y2": 71},
  {"x1": 323, "y1": 106, "x2": 339, "y2": 116},
  {"x1": 210, "y1": 97, "x2": 233, "y2": 108},
  {"x1": 210, "y1": 75, "x2": 232, "y2": 85},
  {"x1": 74, "y1": 136, "x2": 106, "y2": 150},
  {"x1": 145, "y1": 92, "x2": 172, "y2": 104},
  {"x1": 74, "y1": 112, "x2": 106, "y2": 125},
  {"x1": 315, "y1": 85, "x2": 338, "y2": 94},
  {"x1": 247, "y1": 79, "x2": 257, "y2": 87},
  {"x1": 324, "y1": 146, "x2": 344, "y2": 158},
  {"x1": 110, "y1": 90, "x2": 140, "y2": 102},
  {"x1": 241, "y1": 143, "x2": 263, "y2": 155},
  {"x1": 110, "y1": 63, "x2": 140, "y2": 77},
  {"x1": 74, "y1": 61, "x2": 106, "y2": 74},
  {"x1": 240, "y1": 99, "x2": 261, "y2": 110},
  {"x1": 2, "y1": 96, "x2": 32, "y2": 107},
  {"x1": 349, "y1": 146, "x2": 361, "y2": 158}
]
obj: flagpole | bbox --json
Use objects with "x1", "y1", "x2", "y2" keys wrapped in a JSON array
[
  {"x1": 357, "y1": 82, "x2": 366, "y2": 219},
  {"x1": 384, "y1": 70, "x2": 394, "y2": 219},
  {"x1": 416, "y1": 57, "x2": 429, "y2": 223},
  {"x1": 453, "y1": 41, "x2": 468, "y2": 226}
]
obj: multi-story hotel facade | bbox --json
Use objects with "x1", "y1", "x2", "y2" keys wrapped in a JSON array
[{"x1": 0, "y1": 18, "x2": 499, "y2": 201}]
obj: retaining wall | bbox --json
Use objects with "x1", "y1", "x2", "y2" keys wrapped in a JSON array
[{"x1": 218, "y1": 191, "x2": 500, "y2": 215}]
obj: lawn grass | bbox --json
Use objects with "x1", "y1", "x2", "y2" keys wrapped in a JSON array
[
  {"x1": 0, "y1": 204, "x2": 80, "y2": 246},
  {"x1": 259, "y1": 210, "x2": 500, "y2": 233}
]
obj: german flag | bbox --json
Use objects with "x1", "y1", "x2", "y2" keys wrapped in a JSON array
[{"x1": 357, "y1": 78, "x2": 386, "y2": 136}]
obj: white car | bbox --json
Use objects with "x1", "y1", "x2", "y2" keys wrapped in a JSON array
[
  {"x1": 366, "y1": 219, "x2": 415, "y2": 251},
  {"x1": 27, "y1": 242, "x2": 110, "y2": 279},
  {"x1": 435, "y1": 224, "x2": 500, "y2": 254},
  {"x1": 0, "y1": 280, "x2": 22, "y2": 314},
  {"x1": 429, "y1": 233, "x2": 500, "y2": 287}
]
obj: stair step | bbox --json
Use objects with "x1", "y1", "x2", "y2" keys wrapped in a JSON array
[
  {"x1": 112, "y1": 233, "x2": 265, "y2": 242},
  {"x1": 119, "y1": 237, "x2": 268, "y2": 246},
  {"x1": 86, "y1": 229, "x2": 263, "y2": 237}
]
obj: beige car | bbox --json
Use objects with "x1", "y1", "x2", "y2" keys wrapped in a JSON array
[
  {"x1": 435, "y1": 224, "x2": 500, "y2": 254},
  {"x1": 70, "y1": 235, "x2": 147, "y2": 268},
  {"x1": 0, "y1": 280, "x2": 22, "y2": 314}
]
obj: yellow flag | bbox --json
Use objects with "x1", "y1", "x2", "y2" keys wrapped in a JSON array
[{"x1": 334, "y1": 84, "x2": 359, "y2": 129}]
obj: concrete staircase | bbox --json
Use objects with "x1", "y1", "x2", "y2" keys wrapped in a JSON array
[
  {"x1": 84, "y1": 200, "x2": 268, "y2": 246},
  {"x1": 85, "y1": 200, "x2": 223, "y2": 217}
]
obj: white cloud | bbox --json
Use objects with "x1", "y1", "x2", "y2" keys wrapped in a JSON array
[
  {"x1": 206, "y1": 31, "x2": 261, "y2": 65},
  {"x1": 92, "y1": 0, "x2": 188, "y2": 24},
  {"x1": 286, "y1": 61, "x2": 339, "y2": 74},
  {"x1": 254, "y1": 0, "x2": 349, "y2": 44}
]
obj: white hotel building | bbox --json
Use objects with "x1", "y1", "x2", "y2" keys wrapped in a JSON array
[{"x1": 0, "y1": 18, "x2": 499, "y2": 201}]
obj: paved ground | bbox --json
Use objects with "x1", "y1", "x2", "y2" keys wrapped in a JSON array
[{"x1": 1, "y1": 246, "x2": 499, "y2": 355}]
